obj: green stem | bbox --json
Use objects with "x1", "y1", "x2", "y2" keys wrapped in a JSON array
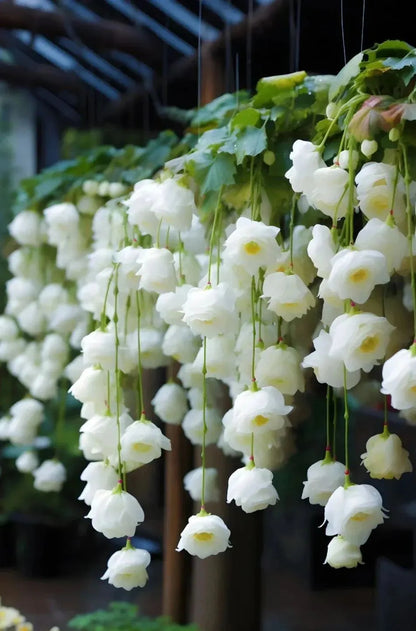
[
  {"x1": 326, "y1": 384, "x2": 332, "y2": 453},
  {"x1": 135, "y1": 290, "x2": 145, "y2": 416},
  {"x1": 289, "y1": 194, "x2": 297, "y2": 269},
  {"x1": 400, "y1": 142, "x2": 416, "y2": 338},
  {"x1": 113, "y1": 263, "x2": 124, "y2": 484},
  {"x1": 100, "y1": 265, "x2": 115, "y2": 331},
  {"x1": 207, "y1": 187, "x2": 224, "y2": 285},
  {"x1": 332, "y1": 392, "x2": 337, "y2": 462},
  {"x1": 343, "y1": 366, "x2": 350, "y2": 481},
  {"x1": 200, "y1": 336, "x2": 208, "y2": 510}
]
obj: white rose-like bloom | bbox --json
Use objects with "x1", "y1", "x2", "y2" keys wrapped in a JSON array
[
  {"x1": 86, "y1": 486, "x2": 145, "y2": 538},
  {"x1": 361, "y1": 431, "x2": 412, "y2": 480},
  {"x1": 355, "y1": 162, "x2": 406, "y2": 222},
  {"x1": 136, "y1": 247, "x2": 177, "y2": 294},
  {"x1": 162, "y1": 324, "x2": 200, "y2": 363},
  {"x1": 17, "y1": 301, "x2": 47, "y2": 337},
  {"x1": 301, "y1": 459, "x2": 346, "y2": 506},
  {"x1": 120, "y1": 419, "x2": 171, "y2": 469},
  {"x1": 151, "y1": 178, "x2": 195, "y2": 231},
  {"x1": 33, "y1": 459, "x2": 66, "y2": 492},
  {"x1": 177, "y1": 513, "x2": 231, "y2": 558},
  {"x1": 354, "y1": 217, "x2": 408, "y2": 274},
  {"x1": 78, "y1": 461, "x2": 119, "y2": 506},
  {"x1": 151, "y1": 382, "x2": 188, "y2": 425},
  {"x1": 9, "y1": 210, "x2": 43, "y2": 246},
  {"x1": 10, "y1": 398, "x2": 44, "y2": 425},
  {"x1": 302, "y1": 329, "x2": 361, "y2": 389},
  {"x1": 184, "y1": 467, "x2": 220, "y2": 502},
  {"x1": 307, "y1": 225, "x2": 336, "y2": 278},
  {"x1": 0, "y1": 315, "x2": 19, "y2": 340},
  {"x1": 324, "y1": 484, "x2": 387, "y2": 546},
  {"x1": 222, "y1": 217, "x2": 280, "y2": 275},
  {"x1": 182, "y1": 283, "x2": 237, "y2": 338},
  {"x1": 16, "y1": 450, "x2": 39, "y2": 473},
  {"x1": 43, "y1": 202, "x2": 79, "y2": 245},
  {"x1": 79, "y1": 412, "x2": 133, "y2": 460},
  {"x1": 101, "y1": 545, "x2": 151, "y2": 590},
  {"x1": 256, "y1": 344, "x2": 304, "y2": 395},
  {"x1": 262, "y1": 272, "x2": 315, "y2": 322},
  {"x1": 114, "y1": 246, "x2": 142, "y2": 291},
  {"x1": 38, "y1": 283, "x2": 69, "y2": 314},
  {"x1": 129, "y1": 327, "x2": 169, "y2": 369},
  {"x1": 227, "y1": 466, "x2": 278, "y2": 513},
  {"x1": 30, "y1": 373, "x2": 58, "y2": 401},
  {"x1": 327, "y1": 248, "x2": 390, "y2": 304},
  {"x1": 182, "y1": 407, "x2": 222, "y2": 446},
  {"x1": 192, "y1": 336, "x2": 237, "y2": 380},
  {"x1": 325, "y1": 536, "x2": 363, "y2": 569},
  {"x1": 329, "y1": 312, "x2": 394, "y2": 373},
  {"x1": 232, "y1": 386, "x2": 292, "y2": 435},
  {"x1": 155, "y1": 284, "x2": 193, "y2": 325},
  {"x1": 381, "y1": 347, "x2": 416, "y2": 410},
  {"x1": 8, "y1": 416, "x2": 39, "y2": 446},
  {"x1": 69, "y1": 366, "x2": 109, "y2": 405},
  {"x1": 285, "y1": 140, "x2": 326, "y2": 196},
  {"x1": 6, "y1": 277, "x2": 38, "y2": 311},
  {"x1": 125, "y1": 179, "x2": 160, "y2": 236},
  {"x1": 81, "y1": 328, "x2": 134, "y2": 373},
  {"x1": 308, "y1": 165, "x2": 352, "y2": 221}
]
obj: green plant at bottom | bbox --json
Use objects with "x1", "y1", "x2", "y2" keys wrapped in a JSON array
[{"x1": 68, "y1": 602, "x2": 200, "y2": 631}]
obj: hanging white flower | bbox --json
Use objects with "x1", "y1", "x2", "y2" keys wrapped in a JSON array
[
  {"x1": 354, "y1": 217, "x2": 408, "y2": 274},
  {"x1": 176, "y1": 513, "x2": 231, "y2": 558},
  {"x1": 86, "y1": 485, "x2": 145, "y2": 538},
  {"x1": 33, "y1": 459, "x2": 66, "y2": 492},
  {"x1": 101, "y1": 544, "x2": 151, "y2": 590},
  {"x1": 222, "y1": 217, "x2": 280, "y2": 275},
  {"x1": 151, "y1": 178, "x2": 195, "y2": 232},
  {"x1": 183, "y1": 467, "x2": 220, "y2": 503},
  {"x1": 324, "y1": 483, "x2": 387, "y2": 546},
  {"x1": 381, "y1": 347, "x2": 416, "y2": 410},
  {"x1": 162, "y1": 324, "x2": 200, "y2": 364},
  {"x1": 327, "y1": 248, "x2": 390, "y2": 304},
  {"x1": 151, "y1": 382, "x2": 188, "y2": 425},
  {"x1": 120, "y1": 419, "x2": 171, "y2": 470},
  {"x1": 16, "y1": 450, "x2": 39, "y2": 474},
  {"x1": 182, "y1": 283, "x2": 237, "y2": 338},
  {"x1": 355, "y1": 162, "x2": 406, "y2": 222},
  {"x1": 0, "y1": 315, "x2": 19, "y2": 340},
  {"x1": 307, "y1": 224, "x2": 336, "y2": 279},
  {"x1": 324, "y1": 535, "x2": 363, "y2": 569},
  {"x1": 361, "y1": 431, "x2": 412, "y2": 480},
  {"x1": 9, "y1": 210, "x2": 44, "y2": 246},
  {"x1": 78, "y1": 461, "x2": 119, "y2": 506},
  {"x1": 182, "y1": 407, "x2": 223, "y2": 446},
  {"x1": 256, "y1": 344, "x2": 305, "y2": 395},
  {"x1": 232, "y1": 386, "x2": 292, "y2": 435},
  {"x1": 308, "y1": 165, "x2": 352, "y2": 221},
  {"x1": 79, "y1": 412, "x2": 133, "y2": 461},
  {"x1": 192, "y1": 335, "x2": 237, "y2": 380},
  {"x1": 69, "y1": 366, "x2": 110, "y2": 406},
  {"x1": 301, "y1": 459, "x2": 346, "y2": 506},
  {"x1": 262, "y1": 272, "x2": 315, "y2": 321},
  {"x1": 129, "y1": 327, "x2": 169, "y2": 369},
  {"x1": 285, "y1": 140, "x2": 326, "y2": 196},
  {"x1": 136, "y1": 248, "x2": 177, "y2": 294},
  {"x1": 17, "y1": 301, "x2": 47, "y2": 337},
  {"x1": 43, "y1": 202, "x2": 79, "y2": 245},
  {"x1": 227, "y1": 465, "x2": 278, "y2": 513},
  {"x1": 81, "y1": 328, "x2": 135, "y2": 373},
  {"x1": 125, "y1": 179, "x2": 160, "y2": 236}
]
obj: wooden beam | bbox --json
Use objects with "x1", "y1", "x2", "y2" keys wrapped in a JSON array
[
  {"x1": 0, "y1": 61, "x2": 82, "y2": 93},
  {"x1": 0, "y1": 2, "x2": 163, "y2": 70}
]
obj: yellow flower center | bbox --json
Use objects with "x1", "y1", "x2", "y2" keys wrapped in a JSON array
[
  {"x1": 350, "y1": 512, "x2": 369, "y2": 522},
  {"x1": 349, "y1": 268, "x2": 368, "y2": 283},
  {"x1": 193, "y1": 532, "x2": 214, "y2": 542},
  {"x1": 253, "y1": 414, "x2": 269, "y2": 426},
  {"x1": 244, "y1": 241, "x2": 261, "y2": 255},
  {"x1": 360, "y1": 335, "x2": 378, "y2": 353},
  {"x1": 133, "y1": 443, "x2": 152, "y2": 452}
]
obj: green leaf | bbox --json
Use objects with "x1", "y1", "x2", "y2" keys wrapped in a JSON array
[
  {"x1": 365, "y1": 40, "x2": 414, "y2": 63},
  {"x1": 201, "y1": 153, "x2": 236, "y2": 193},
  {"x1": 234, "y1": 126, "x2": 267, "y2": 164},
  {"x1": 329, "y1": 52, "x2": 363, "y2": 101},
  {"x1": 253, "y1": 71, "x2": 307, "y2": 107},
  {"x1": 231, "y1": 107, "x2": 260, "y2": 128}
]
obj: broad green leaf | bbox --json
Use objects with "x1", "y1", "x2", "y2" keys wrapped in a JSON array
[
  {"x1": 234, "y1": 126, "x2": 267, "y2": 164},
  {"x1": 329, "y1": 52, "x2": 363, "y2": 101},
  {"x1": 201, "y1": 153, "x2": 236, "y2": 193},
  {"x1": 231, "y1": 107, "x2": 260, "y2": 128},
  {"x1": 253, "y1": 71, "x2": 307, "y2": 107}
]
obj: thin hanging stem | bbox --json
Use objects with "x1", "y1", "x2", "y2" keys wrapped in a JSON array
[
  {"x1": 326, "y1": 385, "x2": 332, "y2": 453},
  {"x1": 100, "y1": 265, "x2": 115, "y2": 331},
  {"x1": 400, "y1": 143, "x2": 416, "y2": 338},
  {"x1": 343, "y1": 366, "x2": 350, "y2": 484},
  {"x1": 250, "y1": 275, "x2": 258, "y2": 386},
  {"x1": 113, "y1": 263, "x2": 124, "y2": 483},
  {"x1": 200, "y1": 336, "x2": 208, "y2": 510},
  {"x1": 207, "y1": 187, "x2": 223, "y2": 285},
  {"x1": 135, "y1": 290, "x2": 145, "y2": 416}
]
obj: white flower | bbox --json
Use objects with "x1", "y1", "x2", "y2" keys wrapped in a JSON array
[
  {"x1": 285, "y1": 140, "x2": 326, "y2": 196},
  {"x1": 361, "y1": 431, "x2": 412, "y2": 480},
  {"x1": 10, "y1": 398, "x2": 43, "y2": 424},
  {"x1": 307, "y1": 225, "x2": 336, "y2": 278},
  {"x1": 0, "y1": 315, "x2": 19, "y2": 340},
  {"x1": 120, "y1": 419, "x2": 171, "y2": 469},
  {"x1": 232, "y1": 386, "x2": 292, "y2": 434},
  {"x1": 324, "y1": 484, "x2": 387, "y2": 546},
  {"x1": 125, "y1": 179, "x2": 160, "y2": 236},
  {"x1": 301, "y1": 459, "x2": 346, "y2": 506},
  {"x1": 30, "y1": 373, "x2": 58, "y2": 401},
  {"x1": 302, "y1": 329, "x2": 361, "y2": 388},
  {"x1": 222, "y1": 217, "x2": 280, "y2": 275},
  {"x1": 329, "y1": 311, "x2": 394, "y2": 373},
  {"x1": 162, "y1": 324, "x2": 200, "y2": 363},
  {"x1": 156, "y1": 284, "x2": 193, "y2": 325},
  {"x1": 152, "y1": 178, "x2": 195, "y2": 231},
  {"x1": 325, "y1": 536, "x2": 363, "y2": 569},
  {"x1": 256, "y1": 344, "x2": 304, "y2": 395},
  {"x1": 43, "y1": 202, "x2": 79, "y2": 245},
  {"x1": 192, "y1": 336, "x2": 237, "y2": 380},
  {"x1": 86, "y1": 486, "x2": 145, "y2": 538},
  {"x1": 308, "y1": 165, "x2": 352, "y2": 221},
  {"x1": 381, "y1": 347, "x2": 416, "y2": 410},
  {"x1": 136, "y1": 248, "x2": 177, "y2": 294},
  {"x1": 79, "y1": 461, "x2": 119, "y2": 506},
  {"x1": 6, "y1": 277, "x2": 38, "y2": 312},
  {"x1": 79, "y1": 412, "x2": 133, "y2": 461},
  {"x1": 9, "y1": 210, "x2": 43, "y2": 246},
  {"x1": 81, "y1": 328, "x2": 134, "y2": 373},
  {"x1": 182, "y1": 283, "x2": 237, "y2": 338},
  {"x1": 17, "y1": 301, "x2": 46, "y2": 337},
  {"x1": 69, "y1": 366, "x2": 109, "y2": 406},
  {"x1": 227, "y1": 466, "x2": 278, "y2": 513},
  {"x1": 101, "y1": 545, "x2": 151, "y2": 590},
  {"x1": 129, "y1": 327, "x2": 168, "y2": 369},
  {"x1": 354, "y1": 217, "x2": 407, "y2": 274},
  {"x1": 151, "y1": 382, "x2": 188, "y2": 425},
  {"x1": 262, "y1": 272, "x2": 315, "y2": 321},
  {"x1": 176, "y1": 513, "x2": 231, "y2": 558},
  {"x1": 184, "y1": 467, "x2": 220, "y2": 503},
  {"x1": 33, "y1": 459, "x2": 66, "y2": 492},
  {"x1": 327, "y1": 248, "x2": 389, "y2": 304},
  {"x1": 182, "y1": 407, "x2": 222, "y2": 446},
  {"x1": 355, "y1": 162, "x2": 406, "y2": 222},
  {"x1": 16, "y1": 450, "x2": 39, "y2": 473}
]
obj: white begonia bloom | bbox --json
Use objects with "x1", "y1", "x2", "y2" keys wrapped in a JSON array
[
  {"x1": 192, "y1": 336, "x2": 237, "y2": 380},
  {"x1": 38, "y1": 283, "x2": 68, "y2": 314},
  {"x1": 151, "y1": 178, "x2": 195, "y2": 231},
  {"x1": 80, "y1": 412, "x2": 133, "y2": 461},
  {"x1": 0, "y1": 416, "x2": 10, "y2": 440},
  {"x1": 86, "y1": 486, "x2": 145, "y2": 538},
  {"x1": 307, "y1": 224, "x2": 337, "y2": 278},
  {"x1": 162, "y1": 324, "x2": 200, "y2": 364},
  {"x1": 222, "y1": 217, "x2": 280, "y2": 275},
  {"x1": 33, "y1": 459, "x2": 66, "y2": 492},
  {"x1": 176, "y1": 513, "x2": 231, "y2": 559},
  {"x1": 184, "y1": 467, "x2": 220, "y2": 503},
  {"x1": 232, "y1": 386, "x2": 292, "y2": 435},
  {"x1": 101, "y1": 545, "x2": 151, "y2": 590},
  {"x1": 182, "y1": 283, "x2": 237, "y2": 338},
  {"x1": 285, "y1": 140, "x2": 326, "y2": 196},
  {"x1": 41, "y1": 334, "x2": 68, "y2": 365},
  {"x1": 43, "y1": 202, "x2": 79, "y2": 245},
  {"x1": 69, "y1": 366, "x2": 109, "y2": 405},
  {"x1": 308, "y1": 165, "x2": 352, "y2": 221},
  {"x1": 30, "y1": 374, "x2": 58, "y2": 401},
  {"x1": 10, "y1": 398, "x2": 43, "y2": 424},
  {"x1": 114, "y1": 246, "x2": 142, "y2": 291},
  {"x1": 0, "y1": 338, "x2": 26, "y2": 362},
  {"x1": 16, "y1": 450, "x2": 39, "y2": 473},
  {"x1": 125, "y1": 179, "x2": 160, "y2": 236},
  {"x1": 381, "y1": 347, "x2": 416, "y2": 410},
  {"x1": 136, "y1": 247, "x2": 177, "y2": 294},
  {"x1": 301, "y1": 459, "x2": 346, "y2": 506},
  {"x1": 108, "y1": 182, "x2": 127, "y2": 198},
  {"x1": 92, "y1": 206, "x2": 126, "y2": 249},
  {"x1": 156, "y1": 284, "x2": 193, "y2": 325},
  {"x1": 361, "y1": 431, "x2": 412, "y2": 480},
  {"x1": 6, "y1": 277, "x2": 38, "y2": 311},
  {"x1": 9, "y1": 210, "x2": 43, "y2": 246},
  {"x1": 336, "y1": 149, "x2": 359, "y2": 171},
  {"x1": 262, "y1": 272, "x2": 315, "y2": 322},
  {"x1": 78, "y1": 461, "x2": 119, "y2": 505},
  {"x1": 302, "y1": 330, "x2": 361, "y2": 389},
  {"x1": 354, "y1": 217, "x2": 407, "y2": 274},
  {"x1": 0, "y1": 315, "x2": 19, "y2": 340},
  {"x1": 64, "y1": 355, "x2": 85, "y2": 384},
  {"x1": 325, "y1": 536, "x2": 363, "y2": 569},
  {"x1": 17, "y1": 301, "x2": 46, "y2": 337},
  {"x1": 129, "y1": 327, "x2": 168, "y2": 369},
  {"x1": 120, "y1": 419, "x2": 171, "y2": 469},
  {"x1": 227, "y1": 466, "x2": 278, "y2": 513},
  {"x1": 355, "y1": 161, "x2": 406, "y2": 222},
  {"x1": 329, "y1": 312, "x2": 394, "y2": 373},
  {"x1": 151, "y1": 382, "x2": 188, "y2": 425},
  {"x1": 81, "y1": 328, "x2": 134, "y2": 373},
  {"x1": 182, "y1": 407, "x2": 222, "y2": 446},
  {"x1": 327, "y1": 247, "x2": 390, "y2": 304},
  {"x1": 177, "y1": 362, "x2": 204, "y2": 389},
  {"x1": 181, "y1": 214, "x2": 207, "y2": 255},
  {"x1": 324, "y1": 483, "x2": 387, "y2": 546},
  {"x1": 256, "y1": 344, "x2": 305, "y2": 395},
  {"x1": 0, "y1": 606, "x2": 24, "y2": 628}
]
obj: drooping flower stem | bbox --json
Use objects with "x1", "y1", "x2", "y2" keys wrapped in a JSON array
[
  {"x1": 400, "y1": 142, "x2": 416, "y2": 337},
  {"x1": 383, "y1": 395, "x2": 389, "y2": 434},
  {"x1": 200, "y1": 335, "x2": 208, "y2": 510},
  {"x1": 326, "y1": 384, "x2": 332, "y2": 454},
  {"x1": 332, "y1": 392, "x2": 338, "y2": 462},
  {"x1": 250, "y1": 275, "x2": 258, "y2": 387},
  {"x1": 289, "y1": 193, "x2": 297, "y2": 269},
  {"x1": 100, "y1": 265, "x2": 115, "y2": 331},
  {"x1": 135, "y1": 290, "x2": 145, "y2": 416},
  {"x1": 207, "y1": 186, "x2": 224, "y2": 285},
  {"x1": 343, "y1": 366, "x2": 350, "y2": 482},
  {"x1": 106, "y1": 369, "x2": 112, "y2": 413},
  {"x1": 113, "y1": 262, "x2": 124, "y2": 484}
]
